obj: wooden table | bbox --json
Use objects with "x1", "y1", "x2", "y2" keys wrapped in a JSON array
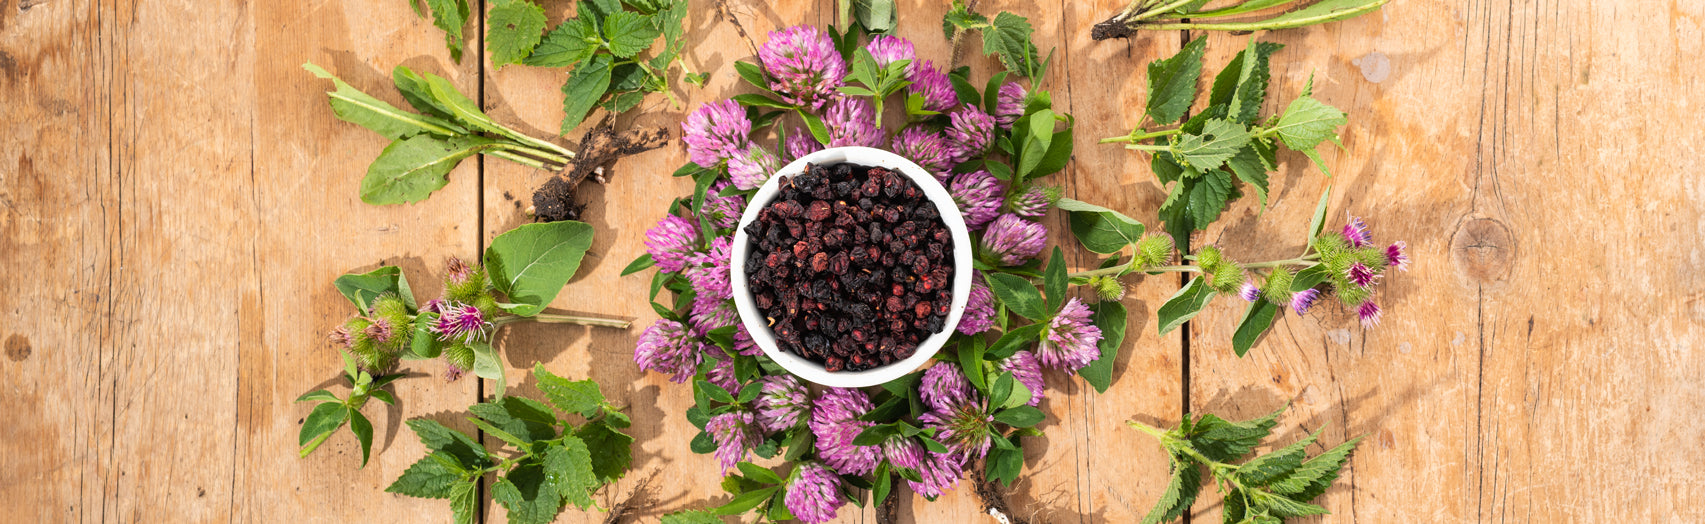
[{"x1": 3, "y1": 0, "x2": 1699, "y2": 522}]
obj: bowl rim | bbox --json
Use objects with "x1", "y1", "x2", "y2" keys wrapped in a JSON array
[{"x1": 728, "y1": 146, "x2": 973, "y2": 388}]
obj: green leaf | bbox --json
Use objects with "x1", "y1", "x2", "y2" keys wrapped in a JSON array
[
  {"x1": 484, "y1": 221, "x2": 596, "y2": 316},
  {"x1": 714, "y1": 486, "x2": 781, "y2": 515},
  {"x1": 1307, "y1": 186, "x2": 1332, "y2": 246},
  {"x1": 732, "y1": 93, "x2": 793, "y2": 109},
  {"x1": 1249, "y1": 489, "x2": 1328, "y2": 518},
  {"x1": 487, "y1": 0, "x2": 548, "y2": 67},
  {"x1": 360, "y1": 134, "x2": 492, "y2": 205},
  {"x1": 1145, "y1": 37, "x2": 1207, "y2": 125},
  {"x1": 986, "y1": 272, "x2": 1049, "y2": 321},
  {"x1": 1292, "y1": 264, "x2": 1331, "y2": 291},
  {"x1": 852, "y1": 424, "x2": 901, "y2": 446},
  {"x1": 1268, "y1": 435, "x2": 1362, "y2": 500},
  {"x1": 1237, "y1": 428, "x2": 1320, "y2": 487},
  {"x1": 1015, "y1": 109, "x2": 1055, "y2": 179},
  {"x1": 986, "y1": 322, "x2": 1047, "y2": 360},
  {"x1": 448, "y1": 480, "x2": 477, "y2": 524},
  {"x1": 409, "y1": 311, "x2": 442, "y2": 358},
  {"x1": 535, "y1": 364, "x2": 607, "y2": 417},
  {"x1": 419, "y1": 71, "x2": 508, "y2": 136},
  {"x1": 942, "y1": 3, "x2": 989, "y2": 40},
  {"x1": 1029, "y1": 126, "x2": 1074, "y2": 178},
  {"x1": 993, "y1": 406, "x2": 1045, "y2": 427},
  {"x1": 798, "y1": 109, "x2": 832, "y2": 144},
  {"x1": 492, "y1": 462, "x2": 562, "y2": 524},
  {"x1": 1187, "y1": 170, "x2": 1234, "y2": 227},
  {"x1": 661, "y1": 510, "x2": 723, "y2": 524},
  {"x1": 1176, "y1": 119, "x2": 1252, "y2": 171},
  {"x1": 391, "y1": 65, "x2": 462, "y2": 121},
  {"x1": 1186, "y1": 407, "x2": 1283, "y2": 463},
  {"x1": 1078, "y1": 301, "x2": 1127, "y2": 393},
  {"x1": 844, "y1": 0, "x2": 896, "y2": 32},
  {"x1": 560, "y1": 54, "x2": 615, "y2": 134},
  {"x1": 957, "y1": 340, "x2": 989, "y2": 394},
  {"x1": 1157, "y1": 277, "x2": 1216, "y2": 336},
  {"x1": 1141, "y1": 457, "x2": 1203, "y2": 524},
  {"x1": 349, "y1": 408, "x2": 375, "y2": 467},
  {"x1": 294, "y1": 390, "x2": 340, "y2": 403},
  {"x1": 387, "y1": 452, "x2": 463, "y2": 499},
  {"x1": 689, "y1": 431, "x2": 715, "y2": 453},
  {"x1": 603, "y1": 10, "x2": 661, "y2": 58},
  {"x1": 733, "y1": 60, "x2": 771, "y2": 92},
  {"x1": 1225, "y1": 144, "x2": 1271, "y2": 210},
  {"x1": 1255, "y1": 0, "x2": 1388, "y2": 29},
  {"x1": 985, "y1": 443, "x2": 1024, "y2": 486},
  {"x1": 423, "y1": 0, "x2": 472, "y2": 61},
  {"x1": 1271, "y1": 92, "x2": 1347, "y2": 151},
  {"x1": 1059, "y1": 198, "x2": 1146, "y2": 255},
  {"x1": 297, "y1": 402, "x2": 348, "y2": 456},
  {"x1": 988, "y1": 372, "x2": 1015, "y2": 410},
  {"x1": 526, "y1": 17, "x2": 600, "y2": 68},
  {"x1": 1209, "y1": 40, "x2": 1285, "y2": 124},
  {"x1": 982, "y1": 11, "x2": 1042, "y2": 78},
  {"x1": 1231, "y1": 298, "x2": 1280, "y2": 357},
  {"x1": 470, "y1": 339, "x2": 506, "y2": 396},
  {"x1": 576, "y1": 422, "x2": 633, "y2": 484},
  {"x1": 547, "y1": 436, "x2": 601, "y2": 508},
  {"x1": 738, "y1": 462, "x2": 784, "y2": 485},
  {"x1": 1043, "y1": 248, "x2": 1067, "y2": 312},
  {"x1": 407, "y1": 418, "x2": 490, "y2": 468},
  {"x1": 469, "y1": 396, "x2": 559, "y2": 442}
]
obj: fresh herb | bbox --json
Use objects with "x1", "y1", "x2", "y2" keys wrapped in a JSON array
[
  {"x1": 942, "y1": 0, "x2": 1051, "y2": 80},
  {"x1": 1100, "y1": 38, "x2": 1347, "y2": 246},
  {"x1": 305, "y1": 63, "x2": 577, "y2": 205},
  {"x1": 1127, "y1": 404, "x2": 1362, "y2": 523},
  {"x1": 838, "y1": 0, "x2": 897, "y2": 34},
  {"x1": 1091, "y1": 0, "x2": 1389, "y2": 41},
  {"x1": 387, "y1": 365, "x2": 635, "y2": 524},
  {"x1": 412, "y1": 0, "x2": 698, "y2": 134},
  {"x1": 299, "y1": 221, "x2": 629, "y2": 465}
]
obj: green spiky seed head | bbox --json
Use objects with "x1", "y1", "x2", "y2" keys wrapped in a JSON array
[
  {"x1": 1335, "y1": 282, "x2": 1371, "y2": 307},
  {"x1": 1211, "y1": 262, "x2": 1245, "y2": 292},
  {"x1": 1353, "y1": 246, "x2": 1390, "y2": 272},
  {"x1": 470, "y1": 295, "x2": 499, "y2": 317},
  {"x1": 1195, "y1": 245, "x2": 1224, "y2": 270},
  {"x1": 1091, "y1": 276, "x2": 1127, "y2": 301},
  {"x1": 443, "y1": 343, "x2": 475, "y2": 372},
  {"x1": 444, "y1": 257, "x2": 490, "y2": 303},
  {"x1": 371, "y1": 293, "x2": 410, "y2": 319},
  {"x1": 1135, "y1": 234, "x2": 1174, "y2": 269},
  {"x1": 1262, "y1": 267, "x2": 1296, "y2": 303}
]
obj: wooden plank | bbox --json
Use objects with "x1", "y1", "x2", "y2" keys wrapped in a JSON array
[
  {"x1": 235, "y1": 1, "x2": 482, "y2": 522},
  {"x1": 1185, "y1": 1, "x2": 1705, "y2": 522}
]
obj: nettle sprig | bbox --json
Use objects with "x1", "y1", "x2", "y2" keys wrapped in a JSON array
[
  {"x1": 1101, "y1": 38, "x2": 1348, "y2": 246},
  {"x1": 1127, "y1": 404, "x2": 1362, "y2": 524},
  {"x1": 386, "y1": 365, "x2": 635, "y2": 524},
  {"x1": 297, "y1": 221, "x2": 630, "y2": 466},
  {"x1": 1090, "y1": 0, "x2": 1388, "y2": 41}
]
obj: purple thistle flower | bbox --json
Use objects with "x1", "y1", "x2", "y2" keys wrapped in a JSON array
[
  {"x1": 685, "y1": 236, "x2": 735, "y2": 305},
  {"x1": 420, "y1": 298, "x2": 445, "y2": 315},
  {"x1": 633, "y1": 318, "x2": 703, "y2": 383},
  {"x1": 865, "y1": 35, "x2": 916, "y2": 69},
  {"x1": 644, "y1": 214, "x2": 699, "y2": 274},
  {"x1": 701, "y1": 182, "x2": 746, "y2": 230},
  {"x1": 957, "y1": 271, "x2": 997, "y2": 335},
  {"x1": 823, "y1": 97, "x2": 884, "y2": 148},
  {"x1": 997, "y1": 350, "x2": 1045, "y2": 407},
  {"x1": 889, "y1": 126, "x2": 953, "y2": 181},
  {"x1": 759, "y1": 25, "x2": 846, "y2": 111},
  {"x1": 682, "y1": 99, "x2": 751, "y2": 168},
  {"x1": 1037, "y1": 297, "x2": 1103, "y2": 370},
  {"x1": 363, "y1": 318, "x2": 394, "y2": 344},
  {"x1": 1345, "y1": 261, "x2": 1380, "y2": 288},
  {"x1": 919, "y1": 401, "x2": 993, "y2": 464},
  {"x1": 445, "y1": 256, "x2": 473, "y2": 285},
  {"x1": 1342, "y1": 214, "x2": 1372, "y2": 248},
  {"x1": 443, "y1": 363, "x2": 466, "y2": 382},
  {"x1": 756, "y1": 375, "x2": 811, "y2": 434},
  {"x1": 1358, "y1": 301, "x2": 1383, "y2": 328},
  {"x1": 328, "y1": 325, "x2": 354, "y2": 348},
  {"x1": 810, "y1": 387, "x2": 881, "y2": 476},
  {"x1": 944, "y1": 105, "x2": 996, "y2": 164},
  {"x1": 950, "y1": 171, "x2": 1006, "y2": 230},
  {"x1": 979, "y1": 214, "x2": 1047, "y2": 266},
  {"x1": 1291, "y1": 288, "x2": 1322, "y2": 315},
  {"x1": 883, "y1": 438, "x2": 963, "y2": 498},
  {"x1": 920, "y1": 362, "x2": 975, "y2": 413},
  {"x1": 908, "y1": 60, "x2": 958, "y2": 113},
  {"x1": 706, "y1": 411, "x2": 761, "y2": 474},
  {"x1": 995, "y1": 82, "x2": 1027, "y2": 128},
  {"x1": 1239, "y1": 280, "x2": 1261, "y2": 302},
  {"x1": 432, "y1": 303, "x2": 490, "y2": 343},
  {"x1": 1387, "y1": 241, "x2": 1410, "y2": 272},
  {"x1": 728, "y1": 143, "x2": 780, "y2": 191},
  {"x1": 733, "y1": 325, "x2": 763, "y2": 356},
  {"x1": 1005, "y1": 185, "x2": 1056, "y2": 218},
  {"x1": 785, "y1": 127, "x2": 824, "y2": 161},
  {"x1": 784, "y1": 462, "x2": 846, "y2": 524}
]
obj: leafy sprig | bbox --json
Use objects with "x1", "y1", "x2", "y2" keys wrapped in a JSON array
[
  {"x1": 1100, "y1": 38, "x2": 1347, "y2": 247},
  {"x1": 942, "y1": 0, "x2": 1051, "y2": 80},
  {"x1": 295, "y1": 353, "x2": 402, "y2": 467},
  {"x1": 387, "y1": 365, "x2": 635, "y2": 524},
  {"x1": 1091, "y1": 0, "x2": 1389, "y2": 41},
  {"x1": 1128, "y1": 404, "x2": 1361, "y2": 524},
  {"x1": 305, "y1": 63, "x2": 577, "y2": 205}
]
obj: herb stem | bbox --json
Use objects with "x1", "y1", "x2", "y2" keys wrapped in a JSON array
[
  {"x1": 1100, "y1": 127, "x2": 1181, "y2": 144},
  {"x1": 1131, "y1": 0, "x2": 1391, "y2": 32},
  {"x1": 1241, "y1": 257, "x2": 1319, "y2": 269},
  {"x1": 487, "y1": 149, "x2": 554, "y2": 171},
  {"x1": 1129, "y1": 0, "x2": 1205, "y2": 22},
  {"x1": 1122, "y1": 143, "x2": 1172, "y2": 153},
  {"x1": 492, "y1": 313, "x2": 631, "y2": 329}
]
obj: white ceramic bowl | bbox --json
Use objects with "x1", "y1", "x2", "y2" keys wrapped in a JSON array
[{"x1": 729, "y1": 146, "x2": 973, "y2": 388}]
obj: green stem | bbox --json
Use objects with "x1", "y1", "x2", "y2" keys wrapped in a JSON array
[
  {"x1": 1101, "y1": 127, "x2": 1183, "y2": 144},
  {"x1": 487, "y1": 149, "x2": 553, "y2": 171},
  {"x1": 1241, "y1": 257, "x2": 1319, "y2": 269},
  {"x1": 1132, "y1": 0, "x2": 1390, "y2": 32},
  {"x1": 492, "y1": 313, "x2": 631, "y2": 329},
  {"x1": 1129, "y1": 0, "x2": 1205, "y2": 22},
  {"x1": 1181, "y1": 0, "x2": 1304, "y2": 19},
  {"x1": 1123, "y1": 143, "x2": 1172, "y2": 153}
]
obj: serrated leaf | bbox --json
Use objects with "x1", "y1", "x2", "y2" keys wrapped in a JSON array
[
  {"x1": 448, "y1": 478, "x2": 478, "y2": 524},
  {"x1": 1269, "y1": 435, "x2": 1362, "y2": 500},
  {"x1": 488, "y1": 0, "x2": 548, "y2": 67},
  {"x1": 424, "y1": 0, "x2": 472, "y2": 61},
  {"x1": 484, "y1": 221, "x2": 595, "y2": 316},
  {"x1": 1079, "y1": 301, "x2": 1127, "y2": 393},
  {"x1": 1232, "y1": 298, "x2": 1281, "y2": 357},
  {"x1": 1157, "y1": 277, "x2": 1216, "y2": 336},
  {"x1": 985, "y1": 272, "x2": 1049, "y2": 321},
  {"x1": 1145, "y1": 37, "x2": 1207, "y2": 125},
  {"x1": 982, "y1": 12, "x2": 1042, "y2": 78},
  {"x1": 406, "y1": 418, "x2": 490, "y2": 468},
  {"x1": 1225, "y1": 145, "x2": 1270, "y2": 210},
  {"x1": 360, "y1": 134, "x2": 492, "y2": 205},
  {"x1": 1185, "y1": 406, "x2": 1284, "y2": 463},
  {"x1": 576, "y1": 421, "x2": 634, "y2": 483},
  {"x1": 469, "y1": 396, "x2": 559, "y2": 442},
  {"x1": 661, "y1": 510, "x2": 723, "y2": 524},
  {"x1": 1249, "y1": 489, "x2": 1329, "y2": 518},
  {"x1": 603, "y1": 10, "x2": 661, "y2": 58},
  {"x1": 526, "y1": 17, "x2": 600, "y2": 68},
  {"x1": 1187, "y1": 170, "x2": 1234, "y2": 227},
  {"x1": 1271, "y1": 94, "x2": 1347, "y2": 151},
  {"x1": 942, "y1": 4, "x2": 989, "y2": 39},
  {"x1": 1237, "y1": 428, "x2": 1321, "y2": 486},
  {"x1": 493, "y1": 462, "x2": 562, "y2": 524},
  {"x1": 1210, "y1": 40, "x2": 1285, "y2": 124},
  {"x1": 1141, "y1": 457, "x2": 1203, "y2": 524},
  {"x1": 547, "y1": 436, "x2": 601, "y2": 509},
  {"x1": 387, "y1": 451, "x2": 464, "y2": 499},
  {"x1": 535, "y1": 364, "x2": 607, "y2": 417},
  {"x1": 1176, "y1": 119, "x2": 1251, "y2": 171},
  {"x1": 560, "y1": 54, "x2": 614, "y2": 134}
]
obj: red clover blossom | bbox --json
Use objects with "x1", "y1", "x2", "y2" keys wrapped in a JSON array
[
  {"x1": 633, "y1": 318, "x2": 703, "y2": 383},
  {"x1": 706, "y1": 411, "x2": 761, "y2": 474},
  {"x1": 759, "y1": 26, "x2": 846, "y2": 111},
  {"x1": 784, "y1": 462, "x2": 846, "y2": 524},
  {"x1": 644, "y1": 214, "x2": 700, "y2": 273},
  {"x1": 755, "y1": 374, "x2": 811, "y2": 434},
  {"x1": 979, "y1": 214, "x2": 1047, "y2": 266},
  {"x1": 949, "y1": 171, "x2": 1006, "y2": 230},
  {"x1": 681, "y1": 99, "x2": 751, "y2": 168},
  {"x1": 809, "y1": 387, "x2": 880, "y2": 476},
  {"x1": 1037, "y1": 297, "x2": 1103, "y2": 370},
  {"x1": 957, "y1": 271, "x2": 997, "y2": 335}
]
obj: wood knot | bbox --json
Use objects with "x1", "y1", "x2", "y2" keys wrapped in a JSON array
[
  {"x1": 5, "y1": 334, "x2": 30, "y2": 361},
  {"x1": 1451, "y1": 217, "x2": 1515, "y2": 285}
]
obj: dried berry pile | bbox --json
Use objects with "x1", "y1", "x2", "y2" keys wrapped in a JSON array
[{"x1": 743, "y1": 163, "x2": 956, "y2": 372}]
